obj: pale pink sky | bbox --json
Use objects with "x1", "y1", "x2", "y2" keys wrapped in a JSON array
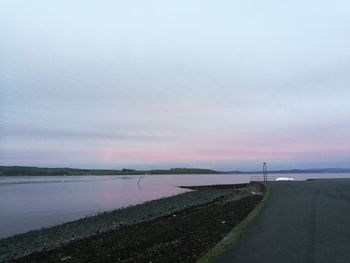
[{"x1": 1, "y1": 0, "x2": 350, "y2": 170}]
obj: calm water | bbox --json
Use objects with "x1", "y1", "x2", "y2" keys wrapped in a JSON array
[{"x1": 1, "y1": 173, "x2": 350, "y2": 239}]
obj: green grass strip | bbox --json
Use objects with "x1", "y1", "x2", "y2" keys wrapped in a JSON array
[{"x1": 197, "y1": 184, "x2": 271, "y2": 263}]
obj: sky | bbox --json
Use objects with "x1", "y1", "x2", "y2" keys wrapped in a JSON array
[{"x1": 0, "y1": 0, "x2": 350, "y2": 170}]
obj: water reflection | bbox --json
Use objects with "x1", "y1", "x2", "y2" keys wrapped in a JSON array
[{"x1": 1, "y1": 173, "x2": 349, "y2": 238}]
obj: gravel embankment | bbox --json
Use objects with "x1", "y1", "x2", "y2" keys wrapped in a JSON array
[{"x1": 0, "y1": 186, "x2": 256, "y2": 263}]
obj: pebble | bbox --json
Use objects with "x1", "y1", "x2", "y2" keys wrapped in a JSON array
[{"x1": 0, "y1": 187, "x2": 255, "y2": 263}]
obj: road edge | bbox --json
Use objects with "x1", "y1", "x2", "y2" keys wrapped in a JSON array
[{"x1": 197, "y1": 183, "x2": 271, "y2": 263}]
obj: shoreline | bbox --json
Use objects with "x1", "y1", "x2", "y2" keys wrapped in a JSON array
[
  {"x1": 2, "y1": 166, "x2": 350, "y2": 177},
  {"x1": 0, "y1": 183, "x2": 262, "y2": 262}
]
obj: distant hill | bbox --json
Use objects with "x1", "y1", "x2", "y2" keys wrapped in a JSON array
[
  {"x1": 1, "y1": 166, "x2": 349, "y2": 176},
  {"x1": 0, "y1": 166, "x2": 219, "y2": 176},
  {"x1": 223, "y1": 168, "x2": 350, "y2": 174}
]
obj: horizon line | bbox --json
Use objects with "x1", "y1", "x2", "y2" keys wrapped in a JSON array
[{"x1": 1, "y1": 165, "x2": 350, "y2": 173}]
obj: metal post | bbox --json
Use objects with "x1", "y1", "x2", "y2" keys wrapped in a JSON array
[{"x1": 263, "y1": 162, "x2": 268, "y2": 182}]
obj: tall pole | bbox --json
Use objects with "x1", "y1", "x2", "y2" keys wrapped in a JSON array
[{"x1": 263, "y1": 162, "x2": 268, "y2": 182}]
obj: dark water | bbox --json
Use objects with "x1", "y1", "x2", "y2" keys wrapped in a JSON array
[{"x1": 1, "y1": 173, "x2": 349, "y2": 238}]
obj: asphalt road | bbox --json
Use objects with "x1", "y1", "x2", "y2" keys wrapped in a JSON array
[{"x1": 216, "y1": 179, "x2": 350, "y2": 263}]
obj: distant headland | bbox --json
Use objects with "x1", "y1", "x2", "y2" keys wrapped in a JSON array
[
  {"x1": 0, "y1": 166, "x2": 350, "y2": 176},
  {"x1": 0, "y1": 166, "x2": 218, "y2": 176}
]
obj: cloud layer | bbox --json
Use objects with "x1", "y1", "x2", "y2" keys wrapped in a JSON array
[{"x1": 1, "y1": 0, "x2": 350, "y2": 170}]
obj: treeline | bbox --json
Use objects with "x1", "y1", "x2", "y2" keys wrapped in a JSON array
[{"x1": 0, "y1": 166, "x2": 220, "y2": 176}]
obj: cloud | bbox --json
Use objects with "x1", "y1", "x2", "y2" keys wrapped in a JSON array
[
  {"x1": 0, "y1": 126, "x2": 174, "y2": 141},
  {"x1": 1, "y1": 0, "x2": 350, "y2": 169}
]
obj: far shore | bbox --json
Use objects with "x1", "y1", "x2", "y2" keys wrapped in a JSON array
[
  {"x1": 0, "y1": 166, "x2": 219, "y2": 176},
  {"x1": 1, "y1": 165, "x2": 350, "y2": 177}
]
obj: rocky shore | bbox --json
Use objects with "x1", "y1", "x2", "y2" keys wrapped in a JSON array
[{"x1": 1, "y1": 183, "x2": 264, "y2": 263}]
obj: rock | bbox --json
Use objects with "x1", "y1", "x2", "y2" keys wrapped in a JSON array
[{"x1": 60, "y1": 255, "x2": 72, "y2": 261}]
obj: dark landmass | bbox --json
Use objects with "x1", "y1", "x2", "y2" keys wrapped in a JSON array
[
  {"x1": 179, "y1": 183, "x2": 248, "y2": 190},
  {"x1": 1, "y1": 166, "x2": 349, "y2": 176},
  {"x1": 11, "y1": 188, "x2": 263, "y2": 263},
  {"x1": 0, "y1": 166, "x2": 219, "y2": 176},
  {"x1": 222, "y1": 168, "x2": 350, "y2": 174}
]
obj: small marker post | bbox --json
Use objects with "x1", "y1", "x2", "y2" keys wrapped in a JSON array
[{"x1": 263, "y1": 162, "x2": 268, "y2": 182}]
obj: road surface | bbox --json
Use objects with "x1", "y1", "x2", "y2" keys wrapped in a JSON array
[{"x1": 216, "y1": 179, "x2": 350, "y2": 263}]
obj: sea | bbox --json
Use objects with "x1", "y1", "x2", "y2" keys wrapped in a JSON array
[{"x1": 1, "y1": 172, "x2": 350, "y2": 239}]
